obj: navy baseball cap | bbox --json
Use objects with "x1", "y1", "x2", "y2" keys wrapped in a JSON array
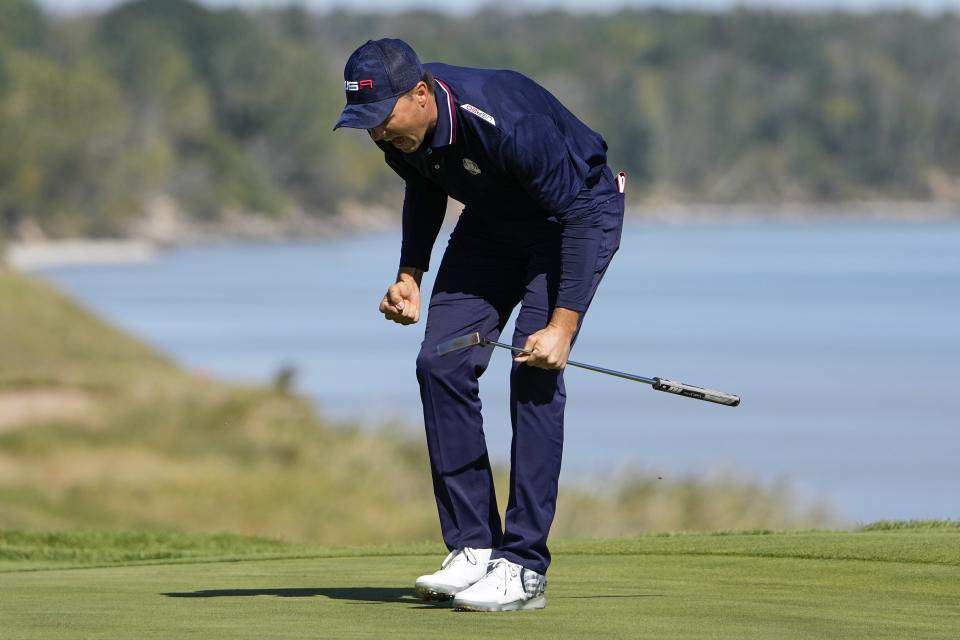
[{"x1": 333, "y1": 38, "x2": 424, "y2": 131}]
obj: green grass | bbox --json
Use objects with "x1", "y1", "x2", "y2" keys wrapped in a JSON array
[
  {"x1": 858, "y1": 519, "x2": 960, "y2": 531},
  {"x1": 1, "y1": 525, "x2": 958, "y2": 639}
]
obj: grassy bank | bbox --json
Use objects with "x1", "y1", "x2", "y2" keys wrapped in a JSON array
[
  {"x1": 1, "y1": 524, "x2": 957, "y2": 639},
  {"x1": 0, "y1": 268, "x2": 831, "y2": 541}
]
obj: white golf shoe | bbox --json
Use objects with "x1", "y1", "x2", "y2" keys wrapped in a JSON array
[
  {"x1": 452, "y1": 558, "x2": 547, "y2": 612},
  {"x1": 414, "y1": 547, "x2": 492, "y2": 600}
]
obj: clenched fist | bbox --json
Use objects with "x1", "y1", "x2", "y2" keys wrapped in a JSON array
[{"x1": 379, "y1": 268, "x2": 422, "y2": 325}]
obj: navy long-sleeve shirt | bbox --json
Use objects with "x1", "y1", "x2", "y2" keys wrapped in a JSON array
[{"x1": 377, "y1": 62, "x2": 618, "y2": 313}]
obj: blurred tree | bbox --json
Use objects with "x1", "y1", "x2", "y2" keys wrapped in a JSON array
[
  {"x1": 96, "y1": 0, "x2": 289, "y2": 219},
  {"x1": 0, "y1": 0, "x2": 46, "y2": 51},
  {"x1": 2, "y1": 3, "x2": 960, "y2": 239},
  {"x1": 0, "y1": 50, "x2": 130, "y2": 236}
]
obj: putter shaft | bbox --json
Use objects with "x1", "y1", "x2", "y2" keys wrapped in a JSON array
[
  {"x1": 483, "y1": 338, "x2": 657, "y2": 385},
  {"x1": 435, "y1": 332, "x2": 740, "y2": 407}
]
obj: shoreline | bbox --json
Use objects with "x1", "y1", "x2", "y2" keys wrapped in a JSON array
[
  {"x1": 633, "y1": 200, "x2": 960, "y2": 221},
  {"x1": 5, "y1": 201, "x2": 958, "y2": 270},
  {"x1": 5, "y1": 239, "x2": 158, "y2": 271}
]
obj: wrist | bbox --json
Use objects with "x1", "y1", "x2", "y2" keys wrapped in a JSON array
[
  {"x1": 397, "y1": 266, "x2": 423, "y2": 287},
  {"x1": 548, "y1": 307, "x2": 580, "y2": 336}
]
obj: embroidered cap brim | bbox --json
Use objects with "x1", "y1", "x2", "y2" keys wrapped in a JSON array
[{"x1": 333, "y1": 96, "x2": 399, "y2": 131}]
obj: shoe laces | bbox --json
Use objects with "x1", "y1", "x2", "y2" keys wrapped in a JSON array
[
  {"x1": 441, "y1": 547, "x2": 479, "y2": 570},
  {"x1": 477, "y1": 558, "x2": 519, "y2": 594}
]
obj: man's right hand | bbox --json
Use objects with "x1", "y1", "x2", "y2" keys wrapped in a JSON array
[{"x1": 379, "y1": 268, "x2": 422, "y2": 325}]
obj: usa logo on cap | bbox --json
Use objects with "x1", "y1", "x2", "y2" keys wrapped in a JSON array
[{"x1": 345, "y1": 80, "x2": 375, "y2": 91}]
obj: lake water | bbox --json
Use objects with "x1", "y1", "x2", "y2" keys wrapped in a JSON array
[{"x1": 33, "y1": 219, "x2": 960, "y2": 523}]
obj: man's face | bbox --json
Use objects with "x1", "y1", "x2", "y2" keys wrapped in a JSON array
[{"x1": 368, "y1": 82, "x2": 435, "y2": 153}]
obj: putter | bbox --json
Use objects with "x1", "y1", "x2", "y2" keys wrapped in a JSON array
[{"x1": 436, "y1": 332, "x2": 740, "y2": 407}]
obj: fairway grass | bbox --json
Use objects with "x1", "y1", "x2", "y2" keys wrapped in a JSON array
[{"x1": 1, "y1": 526, "x2": 958, "y2": 639}]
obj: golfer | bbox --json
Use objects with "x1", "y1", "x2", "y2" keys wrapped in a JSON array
[{"x1": 334, "y1": 38, "x2": 624, "y2": 612}]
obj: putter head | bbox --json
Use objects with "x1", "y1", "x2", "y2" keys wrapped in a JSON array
[{"x1": 435, "y1": 332, "x2": 484, "y2": 356}]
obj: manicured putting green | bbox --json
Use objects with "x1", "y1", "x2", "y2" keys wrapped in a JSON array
[{"x1": 1, "y1": 527, "x2": 958, "y2": 639}]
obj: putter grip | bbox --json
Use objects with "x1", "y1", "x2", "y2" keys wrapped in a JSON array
[{"x1": 652, "y1": 378, "x2": 740, "y2": 407}]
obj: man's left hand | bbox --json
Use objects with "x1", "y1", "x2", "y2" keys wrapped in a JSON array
[{"x1": 514, "y1": 308, "x2": 580, "y2": 370}]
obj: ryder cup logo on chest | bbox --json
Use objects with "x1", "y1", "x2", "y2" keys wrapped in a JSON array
[{"x1": 462, "y1": 158, "x2": 481, "y2": 176}]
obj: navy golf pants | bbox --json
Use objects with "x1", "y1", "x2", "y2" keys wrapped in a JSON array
[{"x1": 415, "y1": 198, "x2": 623, "y2": 575}]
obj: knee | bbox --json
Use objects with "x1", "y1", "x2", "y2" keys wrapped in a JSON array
[
  {"x1": 415, "y1": 348, "x2": 441, "y2": 380},
  {"x1": 417, "y1": 346, "x2": 458, "y2": 382},
  {"x1": 418, "y1": 342, "x2": 486, "y2": 384}
]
